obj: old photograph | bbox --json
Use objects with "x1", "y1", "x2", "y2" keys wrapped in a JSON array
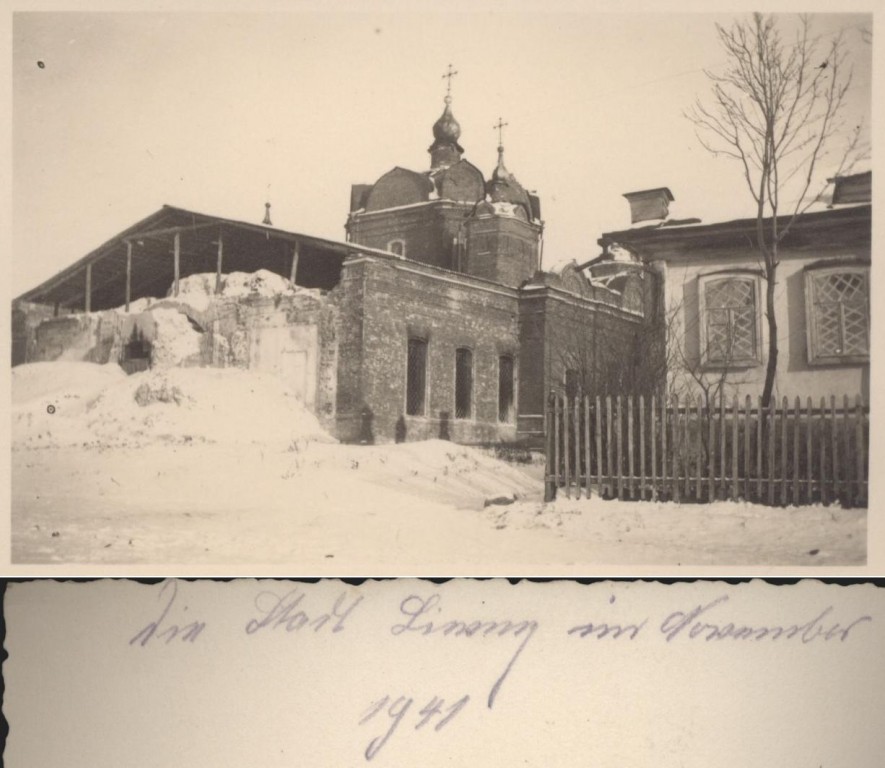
[{"x1": 9, "y1": 11, "x2": 873, "y2": 569}]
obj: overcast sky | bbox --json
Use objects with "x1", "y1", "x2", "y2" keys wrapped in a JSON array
[{"x1": 11, "y1": 9, "x2": 872, "y2": 296}]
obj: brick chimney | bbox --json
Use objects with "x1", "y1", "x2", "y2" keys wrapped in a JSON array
[{"x1": 623, "y1": 187, "x2": 674, "y2": 224}]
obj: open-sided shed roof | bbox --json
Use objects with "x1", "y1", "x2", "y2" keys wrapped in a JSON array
[{"x1": 15, "y1": 205, "x2": 389, "y2": 312}]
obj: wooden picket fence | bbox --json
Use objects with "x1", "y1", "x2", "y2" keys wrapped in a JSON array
[{"x1": 544, "y1": 392, "x2": 869, "y2": 508}]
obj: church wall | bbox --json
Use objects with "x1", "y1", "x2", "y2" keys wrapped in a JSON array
[
  {"x1": 466, "y1": 216, "x2": 539, "y2": 287},
  {"x1": 334, "y1": 255, "x2": 521, "y2": 444},
  {"x1": 516, "y1": 288, "x2": 647, "y2": 444},
  {"x1": 348, "y1": 202, "x2": 471, "y2": 271}
]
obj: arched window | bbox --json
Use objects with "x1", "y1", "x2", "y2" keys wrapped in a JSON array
[
  {"x1": 388, "y1": 239, "x2": 406, "y2": 258},
  {"x1": 805, "y1": 266, "x2": 870, "y2": 364},
  {"x1": 698, "y1": 274, "x2": 761, "y2": 367}
]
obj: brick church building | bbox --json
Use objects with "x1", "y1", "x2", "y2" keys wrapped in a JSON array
[{"x1": 13, "y1": 89, "x2": 651, "y2": 445}]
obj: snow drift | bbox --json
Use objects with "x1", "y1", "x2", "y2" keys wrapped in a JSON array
[{"x1": 12, "y1": 362, "x2": 334, "y2": 449}]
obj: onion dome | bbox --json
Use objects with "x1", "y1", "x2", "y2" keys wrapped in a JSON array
[
  {"x1": 429, "y1": 96, "x2": 464, "y2": 169},
  {"x1": 487, "y1": 144, "x2": 530, "y2": 211}
]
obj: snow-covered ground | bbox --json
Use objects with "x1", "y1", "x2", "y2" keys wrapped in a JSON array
[{"x1": 10, "y1": 362, "x2": 865, "y2": 568}]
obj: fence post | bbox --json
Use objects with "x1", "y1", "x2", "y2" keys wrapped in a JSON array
[
  {"x1": 683, "y1": 395, "x2": 691, "y2": 499},
  {"x1": 651, "y1": 395, "x2": 658, "y2": 501},
  {"x1": 804, "y1": 397, "x2": 813, "y2": 504},
  {"x1": 639, "y1": 395, "x2": 646, "y2": 501},
  {"x1": 718, "y1": 397, "x2": 727, "y2": 499},
  {"x1": 731, "y1": 394, "x2": 739, "y2": 502},
  {"x1": 573, "y1": 394, "x2": 581, "y2": 498},
  {"x1": 830, "y1": 395, "x2": 839, "y2": 505},
  {"x1": 855, "y1": 395, "x2": 866, "y2": 507},
  {"x1": 671, "y1": 393, "x2": 680, "y2": 503},
  {"x1": 695, "y1": 395, "x2": 703, "y2": 501},
  {"x1": 842, "y1": 394, "x2": 851, "y2": 507},
  {"x1": 819, "y1": 397, "x2": 828, "y2": 506},
  {"x1": 616, "y1": 395, "x2": 624, "y2": 500},
  {"x1": 780, "y1": 395, "x2": 788, "y2": 506},
  {"x1": 606, "y1": 396, "x2": 613, "y2": 498},
  {"x1": 707, "y1": 398, "x2": 715, "y2": 502},
  {"x1": 596, "y1": 395, "x2": 603, "y2": 497},
  {"x1": 627, "y1": 395, "x2": 635, "y2": 499},
  {"x1": 661, "y1": 394, "x2": 669, "y2": 501},
  {"x1": 756, "y1": 395, "x2": 763, "y2": 502},
  {"x1": 584, "y1": 394, "x2": 592, "y2": 500},
  {"x1": 792, "y1": 396, "x2": 800, "y2": 506},
  {"x1": 544, "y1": 391, "x2": 557, "y2": 502},
  {"x1": 563, "y1": 391, "x2": 570, "y2": 499},
  {"x1": 767, "y1": 397, "x2": 776, "y2": 506},
  {"x1": 743, "y1": 395, "x2": 752, "y2": 502}
]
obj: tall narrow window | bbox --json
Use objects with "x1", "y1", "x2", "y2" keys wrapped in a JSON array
[
  {"x1": 455, "y1": 347, "x2": 473, "y2": 419},
  {"x1": 498, "y1": 355, "x2": 515, "y2": 422},
  {"x1": 700, "y1": 275, "x2": 760, "y2": 366},
  {"x1": 406, "y1": 338, "x2": 427, "y2": 416},
  {"x1": 806, "y1": 267, "x2": 870, "y2": 363}
]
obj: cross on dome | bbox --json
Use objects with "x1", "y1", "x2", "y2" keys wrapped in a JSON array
[{"x1": 442, "y1": 64, "x2": 458, "y2": 104}]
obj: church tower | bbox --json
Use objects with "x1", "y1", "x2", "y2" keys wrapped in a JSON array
[
  {"x1": 345, "y1": 71, "x2": 542, "y2": 287},
  {"x1": 462, "y1": 119, "x2": 542, "y2": 287}
]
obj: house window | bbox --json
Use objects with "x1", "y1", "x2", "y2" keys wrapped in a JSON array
[
  {"x1": 700, "y1": 275, "x2": 760, "y2": 366},
  {"x1": 406, "y1": 338, "x2": 427, "y2": 416},
  {"x1": 498, "y1": 355, "x2": 515, "y2": 423},
  {"x1": 805, "y1": 267, "x2": 870, "y2": 363},
  {"x1": 388, "y1": 239, "x2": 406, "y2": 257},
  {"x1": 455, "y1": 347, "x2": 473, "y2": 419}
]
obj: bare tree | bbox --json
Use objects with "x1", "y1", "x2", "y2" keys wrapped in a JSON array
[{"x1": 687, "y1": 13, "x2": 866, "y2": 406}]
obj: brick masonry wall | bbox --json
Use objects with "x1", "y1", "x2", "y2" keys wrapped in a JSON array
[
  {"x1": 348, "y1": 202, "x2": 473, "y2": 271},
  {"x1": 465, "y1": 215, "x2": 539, "y2": 288},
  {"x1": 334, "y1": 256, "x2": 521, "y2": 444}
]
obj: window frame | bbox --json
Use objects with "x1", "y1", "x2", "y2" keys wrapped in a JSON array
[
  {"x1": 697, "y1": 272, "x2": 763, "y2": 369},
  {"x1": 387, "y1": 239, "x2": 406, "y2": 258},
  {"x1": 497, "y1": 353, "x2": 516, "y2": 424},
  {"x1": 405, "y1": 336, "x2": 428, "y2": 417},
  {"x1": 804, "y1": 264, "x2": 870, "y2": 366},
  {"x1": 454, "y1": 346, "x2": 475, "y2": 421}
]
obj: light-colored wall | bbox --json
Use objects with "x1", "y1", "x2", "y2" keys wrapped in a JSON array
[{"x1": 656, "y1": 244, "x2": 870, "y2": 403}]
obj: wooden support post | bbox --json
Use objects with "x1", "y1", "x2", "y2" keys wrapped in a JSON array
[
  {"x1": 53, "y1": 302, "x2": 59, "y2": 318},
  {"x1": 650, "y1": 396, "x2": 657, "y2": 501},
  {"x1": 290, "y1": 242, "x2": 300, "y2": 286},
  {"x1": 805, "y1": 397, "x2": 813, "y2": 504},
  {"x1": 125, "y1": 241, "x2": 132, "y2": 313},
  {"x1": 819, "y1": 397, "x2": 828, "y2": 506},
  {"x1": 695, "y1": 396, "x2": 703, "y2": 501},
  {"x1": 216, "y1": 231, "x2": 224, "y2": 294},
  {"x1": 173, "y1": 231, "x2": 181, "y2": 297},
  {"x1": 855, "y1": 395, "x2": 866, "y2": 507},
  {"x1": 671, "y1": 393, "x2": 679, "y2": 503},
  {"x1": 84, "y1": 263, "x2": 92, "y2": 313}
]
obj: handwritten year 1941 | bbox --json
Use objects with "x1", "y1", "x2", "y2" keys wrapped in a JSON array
[{"x1": 358, "y1": 693, "x2": 470, "y2": 761}]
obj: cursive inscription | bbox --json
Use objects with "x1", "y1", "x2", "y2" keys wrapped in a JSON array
[
  {"x1": 391, "y1": 593, "x2": 538, "y2": 709},
  {"x1": 245, "y1": 587, "x2": 362, "y2": 635},
  {"x1": 660, "y1": 594, "x2": 873, "y2": 643},
  {"x1": 359, "y1": 693, "x2": 470, "y2": 761},
  {"x1": 129, "y1": 580, "x2": 206, "y2": 647}
]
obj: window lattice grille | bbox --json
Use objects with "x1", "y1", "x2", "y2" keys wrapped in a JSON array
[
  {"x1": 813, "y1": 271, "x2": 869, "y2": 358},
  {"x1": 704, "y1": 277, "x2": 757, "y2": 363},
  {"x1": 406, "y1": 338, "x2": 427, "y2": 416},
  {"x1": 455, "y1": 347, "x2": 473, "y2": 419},
  {"x1": 498, "y1": 355, "x2": 515, "y2": 423}
]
